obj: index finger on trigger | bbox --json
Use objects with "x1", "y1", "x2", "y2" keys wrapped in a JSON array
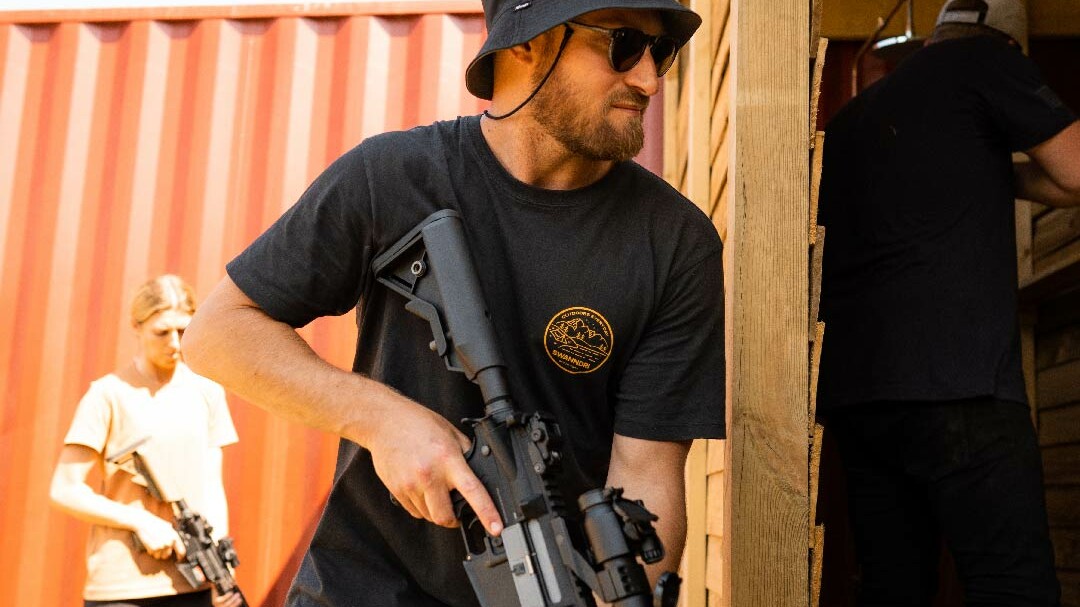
[{"x1": 448, "y1": 458, "x2": 502, "y2": 536}]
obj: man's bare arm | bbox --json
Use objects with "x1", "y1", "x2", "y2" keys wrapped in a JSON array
[
  {"x1": 1016, "y1": 120, "x2": 1080, "y2": 208},
  {"x1": 605, "y1": 434, "x2": 692, "y2": 589},
  {"x1": 182, "y1": 276, "x2": 502, "y2": 535}
]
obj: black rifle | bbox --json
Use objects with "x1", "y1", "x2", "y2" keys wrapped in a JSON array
[
  {"x1": 372, "y1": 210, "x2": 681, "y2": 607},
  {"x1": 107, "y1": 438, "x2": 248, "y2": 606}
]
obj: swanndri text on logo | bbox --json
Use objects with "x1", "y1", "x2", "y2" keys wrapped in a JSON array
[{"x1": 550, "y1": 349, "x2": 591, "y2": 369}]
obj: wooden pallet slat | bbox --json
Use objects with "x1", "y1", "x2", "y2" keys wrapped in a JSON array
[
  {"x1": 1032, "y1": 238, "x2": 1080, "y2": 280},
  {"x1": 809, "y1": 131, "x2": 825, "y2": 243},
  {"x1": 1041, "y1": 443, "x2": 1080, "y2": 486},
  {"x1": 1050, "y1": 527, "x2": 1080, "y2": 572},
  {"x1": 707, "y1": 437, "x2": 727, "y2": 475},
  {"x1": 706, "y1": 533, "x2": 725, "y2": 594},
  {"x1": 1045, "y1": 486, "x2": 1080, "y2": 526},
  {"x1": 1038, "y1": 403, "x2": 1080, "y2": 449},
  {"x1": 1058, "y1": 571, "x2": 1080, "y2": 607},
  {"x1": 809, "y1": 321, "x2": 825, "y2": 433},
  {"x1": 1037, "y1": 322, "x2": 1080, "y2": 370},
  {"x1": 809, "y1": 422, "x2": 825, "y2": 542},
  {"x1": 809, "y1": 38, "x2": 828, "y2": 142},
  {"x1": 810, "y1": 524, "x2": 825, "y2": 607},
  {"x1": 809, "y1": 227, "x2": 825, "y2": 333},
  {"x1": 707, "y1": 471, "x2": 726, "y2": 538},
  {"x1": 1033, "y1": 206, "x2": 1080, "y2": 261},
  {"x1": 1034, "y1": 286, "x2": 1080, "y2": 333},
  {"x1": 1037, "y1": 359, "x2": 1080, "y2": 411}
]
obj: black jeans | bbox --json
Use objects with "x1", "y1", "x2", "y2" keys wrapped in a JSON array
[
  {"x1": 85, "y1": 590, "x2": 212, "y2": 607},
  {"x1": 825, "y1": 397, "x2": 1060, "y2": 606}
]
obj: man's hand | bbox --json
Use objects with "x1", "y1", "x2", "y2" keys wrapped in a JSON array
[
  {"x1": 212, "y1": 589, "x2": 244, "y2": 607},
  {"x1": 132, "y1": 511, "x2": 186, "y2": 560},
  {"x1": 366, "y1": 400, "x2": 503, "y2": 537}
]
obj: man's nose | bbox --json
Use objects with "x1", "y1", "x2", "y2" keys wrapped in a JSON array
[{"x1": 624, "y1": 49, "x2": 660, "y2": 97}]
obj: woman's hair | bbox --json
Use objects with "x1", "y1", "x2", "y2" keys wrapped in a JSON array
[{"x1": 130, "y1": 274, "x2": 197, "y2": 326}]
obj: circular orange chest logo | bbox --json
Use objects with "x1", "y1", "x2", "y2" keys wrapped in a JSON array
[{"x1": 544, "y1": 307, "x2": 614, "y2": 374}]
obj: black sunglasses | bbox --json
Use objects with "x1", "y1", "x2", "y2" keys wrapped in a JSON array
[{"x1": 566, "y1": 21, "x2": 681, "y2": 78}]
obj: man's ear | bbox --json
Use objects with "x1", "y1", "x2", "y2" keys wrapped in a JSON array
[
  {"x1": 508, "y1": 29, "x2": 562, "y2": 65},
  {"x1": 506, "y1": 39, "x2": 537, "y2": 64}
]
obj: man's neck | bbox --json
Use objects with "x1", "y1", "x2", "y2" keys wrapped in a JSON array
[{"x1": 479, "y1": 114, "x2": 615, "y2": 191}]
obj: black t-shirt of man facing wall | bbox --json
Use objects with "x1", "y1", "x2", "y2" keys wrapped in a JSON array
[
  {"x1": 817, "y1": 36, "x2": 1077, "y2": 410},
  {"x1": 227, "y1": 115, "x2": 726, "y2": 606}
]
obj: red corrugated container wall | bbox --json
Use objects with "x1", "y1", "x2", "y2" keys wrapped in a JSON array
[
  {"x1": 0, "y1": 6, "x2": 491, "y2": 606},
  {"x1": 0, "y1": 4, "x2": 666, "y2": 606}
]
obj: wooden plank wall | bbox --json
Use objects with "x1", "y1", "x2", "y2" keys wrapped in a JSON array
[
  {"x1": 664, "y1": 1, "x2": 733, "y2": 604},
  {"x1": 1035, "y1": 286, "x2": 1080, "y2": 606},
  {"x1": 1016, "y1": 66, "x2": 1080, "y2": 607},
  {"x1": 1020, "y1": 40, "x2": 1080, "y2": 594},
  {"x1": 1021, "y1": 198, "x2": 1080, "y2": 606}
]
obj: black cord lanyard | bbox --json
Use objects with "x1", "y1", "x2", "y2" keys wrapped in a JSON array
[{"x1": 483, "y1": 24, "x2": 574, "y2": 121}]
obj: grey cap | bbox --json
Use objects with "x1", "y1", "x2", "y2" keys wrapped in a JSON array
[
  {"x1": 466, "y1": 0, "x2": 702, "y2": 100},
  {"x1": 935, "y1": 0, "x2": 1028, "y2": 51}
]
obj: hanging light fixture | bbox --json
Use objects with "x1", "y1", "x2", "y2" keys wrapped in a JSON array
[{"x1": 850, "y1": 0, "x2": 926, "y2": 95}]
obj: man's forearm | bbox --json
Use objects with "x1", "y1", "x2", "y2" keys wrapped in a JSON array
[
  {"x1": 638, "y1": 482, "x2": 687, "y2": 587},
  {"x1": 1015, "y1": 160, "x2": 1080, "y2": 208},
  {"x1": 182, "y1": 277, "x2": 409, "y2": 448},
  {"x1": 184, "y1": 277, "x2": 502, "y2": 536},
  {"x1": 1018, "y1": 121, "x2": 1080, "y2": 208},
  {"x1": 605, "y1": 436, "x2": 692, "y2": 589}
]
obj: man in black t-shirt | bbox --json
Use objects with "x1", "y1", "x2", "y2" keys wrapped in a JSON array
[
  {"x1": 817, "y1": 0, "x2": 1080, "y2": 604},
  {"x1": 182, "y1": 1, "x2": 725, "y2": 606}
]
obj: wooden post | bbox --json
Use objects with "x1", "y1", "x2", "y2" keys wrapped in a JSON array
[{"x1": 728, "y1": 0, "x2": 810, "y2": 605}]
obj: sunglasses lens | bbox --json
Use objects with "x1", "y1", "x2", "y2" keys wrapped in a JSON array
[
  {"x1": 608, "y1": 28, "x2": 679, "y2": 77},
  {"x1": 651, "y1": 37, "x2": 679, "y2": 77},
  {"x1": 610, "y1": 29, "x2": 649, "y2": 72}
]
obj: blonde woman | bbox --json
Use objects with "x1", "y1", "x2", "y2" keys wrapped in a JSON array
[{"x1": 50, "y1": 275, "x2": 242, "y2": 607}]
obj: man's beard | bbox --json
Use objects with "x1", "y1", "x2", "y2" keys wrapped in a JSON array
[{"x1": 528, "y1": 68, "x2": 648, "y2": 163}]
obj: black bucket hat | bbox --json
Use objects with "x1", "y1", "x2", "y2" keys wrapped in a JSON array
[{"x1": 466, "y1": 0, "x2": 702, "y2": 100}]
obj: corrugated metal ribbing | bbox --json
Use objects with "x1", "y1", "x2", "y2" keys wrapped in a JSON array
[{"x1": 0, "y1": 9, "x2": 486, "y2": 605}]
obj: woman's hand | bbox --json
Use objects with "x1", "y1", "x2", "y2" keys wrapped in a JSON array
[
  {"x1": 131, "y1": 511, "x2": 186, "y2": 560},
  {"x1": 212, "y1": 588, "x2": 245, "y2": 607}
]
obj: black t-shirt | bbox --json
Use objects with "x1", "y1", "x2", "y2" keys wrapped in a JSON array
[
  {"x1": 817, "y1": 36, "x2": 1076, "y2": 410},
  {"x1": 227, "y1": 115, "x2": 726, "y2": 606}
]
